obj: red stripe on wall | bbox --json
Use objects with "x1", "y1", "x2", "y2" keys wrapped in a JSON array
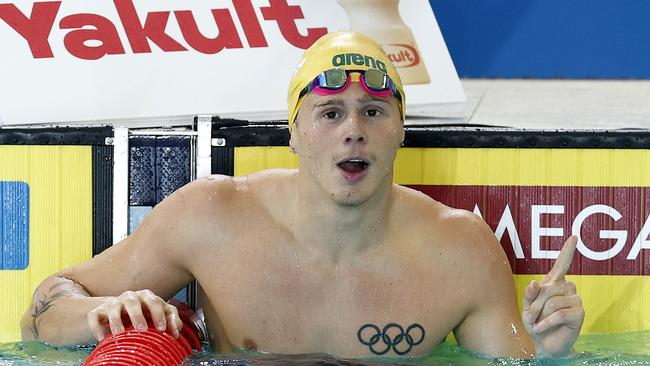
[{"x1": 408, "y1": 185, "x2": 650, "y2": 275}]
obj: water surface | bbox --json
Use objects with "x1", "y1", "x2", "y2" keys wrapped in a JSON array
[{"x1": 1, "y1": 332, "x2": 649, "y2": 365}]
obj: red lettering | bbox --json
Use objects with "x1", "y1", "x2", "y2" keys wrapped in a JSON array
[
  {"x1": 260, "y1": 0, "x2": 327, "y2": 49},
  {"x1": 410, "y1": 185, "x2": 650, "y2": 275},
  {"x1": 175, "y1": 9, "x2": 243, "y2": 54},
  {"x1": 386, "y1": 44, "x2": 421, "y2": 67},
  {"x1": 232, "y1": 0, "x2": 267, "y2": 47},
  {"x1": 60, "y1": 14, "x2": 125, "y2": 60},
  {"x1": 114, "y1": 0, "x2": 186, "y2": 53},
  {"x1": 3, "y1": 1, "x2": 327, "y2": 60},
  {"x1": 389, "y1": 53, "x2": 403, "y2": 63},
  {"x1": 0, "y1": 1, "x2": 60, "y2": 58}
]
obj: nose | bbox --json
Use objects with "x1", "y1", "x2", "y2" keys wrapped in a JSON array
[
  {"x1": 343, "y1": 115, "x2": 367, "y2": 145},
  {"x1": 344, "y1": 134, "x2": 365, "y2": 144}
]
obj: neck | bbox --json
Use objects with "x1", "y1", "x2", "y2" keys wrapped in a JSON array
[{"x1": 289, "y1": 171, "x2": 395, "y2": 261}]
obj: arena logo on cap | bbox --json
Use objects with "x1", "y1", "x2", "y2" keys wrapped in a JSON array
[
  {"x1": 332, "y1": 53, "x2": 387, "y2": 72},
  {"x1": 0, "y1": 0, "x2": 327, "y2": 60}
]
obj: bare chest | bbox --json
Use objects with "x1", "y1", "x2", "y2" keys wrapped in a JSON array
[{"x1": 191, "y1": 234, "x2": 468, "y2": 357}]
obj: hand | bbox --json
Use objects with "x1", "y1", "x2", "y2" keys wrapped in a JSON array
[
  {"x1": 522, "y1": 236, "x2": 585, "y2": 357},
  {"x1": 87, "y1": 290, "x2": 183, "y2": 342}
]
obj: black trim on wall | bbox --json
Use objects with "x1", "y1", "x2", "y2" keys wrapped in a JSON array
[
  {"x1": 0, "y1": 127, "x2": 112, "y2": 145},
  {"x1": 92, "y1": 145, "x2": 113, "y2": 255},
  {"x1": 403, "y1": 127, "x2": 650, "y2": 149},
  {"x1": 211, "y1": 146, "x2": 235, "y2": 175},
  {"x1": 210, "y1": 118, "x2": 650, "y2": 149},
  {"x1": 213, "y1": 123, "x2": 289, "y2": 147}
]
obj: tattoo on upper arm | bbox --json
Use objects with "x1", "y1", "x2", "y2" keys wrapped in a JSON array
[
  {"x1": 357, "y1": 323, "x2": 425, "y2": 355},
  {"x1": 30, "y1": 277, "x2": 89, "y2": 340}
]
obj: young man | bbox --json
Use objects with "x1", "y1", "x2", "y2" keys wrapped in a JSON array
[{"x1": 21, "y1": 32, "x2": 584, "y2": 358}]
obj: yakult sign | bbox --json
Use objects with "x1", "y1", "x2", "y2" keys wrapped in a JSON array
[
  {"x1": 411, "y1": 185, "x2": 650, "y2": 275},
  {"x1": 0, "y1": 0, "x2": 463, "y2": 125},
  {"x1": 0, "y1": 0, "x2": 326, "y2": 60}
]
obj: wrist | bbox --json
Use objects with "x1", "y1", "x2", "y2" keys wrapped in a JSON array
[{"x1": 534, "y1": 342, "x2": 574, "y2": 358}]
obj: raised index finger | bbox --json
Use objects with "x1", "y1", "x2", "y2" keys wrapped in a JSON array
[{"x1": 542, "y1": 235, "x2": 577, "y2": 284}]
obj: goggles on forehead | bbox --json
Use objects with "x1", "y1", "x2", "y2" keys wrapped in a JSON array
[{"x1": 299, "y1": 68, "x2": 402, "y2": 103}]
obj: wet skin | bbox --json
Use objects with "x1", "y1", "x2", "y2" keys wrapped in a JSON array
[{"x1": 22, "y1": 83, "x2": 583, "y2": 358}]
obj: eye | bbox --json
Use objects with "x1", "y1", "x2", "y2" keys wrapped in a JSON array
[
  {"x1": 364, "y1": 108, "x2": 383, "y2": 118},
  {"x1": 323, "y1": 110, "x2": 341, "y2": 120}
]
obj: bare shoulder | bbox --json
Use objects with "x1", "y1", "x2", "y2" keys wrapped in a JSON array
[
  {"x1": 170, "y1": 169, "x2": 296, "y2": 220},
  {"x1": 396, "y1": 187, "x2": 531, "y2": 356},
  {"x1": 393, "y1": 184, "x2": 510, "y2": 274},
  {"x1": 168, "y1": 171, "x2": 274, "y2": 207},
  {"x1": 243, "y1": 168, "x2": 298, "y2": 188},
  {"x1": 172, "y1": 174, "x2": 237, "y2": 206},
  {"x1": 189, "y1": 169, "x2": 296, "y2": 194},
  {"x1": 134, "y1": 174, "x2": 242, "y2": 247},
  {"x1": 392, "y1": 184, "x2": 485, "y2": 237}
]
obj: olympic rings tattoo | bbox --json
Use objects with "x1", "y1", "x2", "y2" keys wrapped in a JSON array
[{"x1": 357, "y1": 323, "x2": 425, "y2": 355}]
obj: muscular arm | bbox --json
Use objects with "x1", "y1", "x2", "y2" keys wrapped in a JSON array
[
  {"x1": 451, "y1": 212, "x2": 535, "y2": 358},
  {"x1": 21, "y1": 177, "x2": 226, "y2": 344},
  {"x1": 21, "y1": 276, "x2": 107, "y2": 344}
]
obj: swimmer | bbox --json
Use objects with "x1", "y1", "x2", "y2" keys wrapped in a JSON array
[{"x1": 21, "y1": 31, "x2": 584, "y2": 358}]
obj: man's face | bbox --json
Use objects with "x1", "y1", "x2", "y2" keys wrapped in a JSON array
[{"x1": 290, "y1": 81, "x2": 404, "y2": 206}]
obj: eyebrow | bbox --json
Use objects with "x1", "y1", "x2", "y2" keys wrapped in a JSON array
[
  {"x1": 312, "y1": 98, "x2": 345, "y2": 110},
  {"x1": 360, "y1": 93, "x2": 390, "y2": 105},
  {"x1": 311, "y1": 94, "x2": 390, "y2": 111}
]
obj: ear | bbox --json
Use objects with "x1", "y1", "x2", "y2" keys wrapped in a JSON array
[{"x1": 289, "y1": 123, "x2": 298, "y2": 154}]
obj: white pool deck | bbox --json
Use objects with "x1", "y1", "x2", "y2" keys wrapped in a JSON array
[
  {"x1": 1, "y1": 79, "x2": 647, "y2": 130},
  {"x1": 411, "y1": 79, "x2": 650, "y2": 130}
]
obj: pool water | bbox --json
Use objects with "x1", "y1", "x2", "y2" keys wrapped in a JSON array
[{"x1": 1, "y1": 331, "x2": 649, "y2": 365}]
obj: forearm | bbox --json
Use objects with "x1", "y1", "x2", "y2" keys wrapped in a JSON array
[{"x1": 21, "y1": 275, "x2": 109, "y2": 345}]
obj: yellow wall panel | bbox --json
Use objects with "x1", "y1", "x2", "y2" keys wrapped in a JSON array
[
  {"x1": 234, "y1": 146, "x2": 298, "y2": 176},
  {"x1": 235, "y1": 147, "x2": 650, "y2": 187},
  {"x1": 0, "y1": 146, "x2": 93, "y2": 343},
  {"x1": 395, "y1": 148, "x2": 650, "y2": 186}
]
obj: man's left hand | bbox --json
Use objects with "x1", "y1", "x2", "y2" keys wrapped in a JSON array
[{"x1": 522, "y1": 235, "x2": 585, "y2": 357}]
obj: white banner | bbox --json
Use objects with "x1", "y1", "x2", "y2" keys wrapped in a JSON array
[{"x1": 0, "y1": 0, "x2": 464, "y2": 125}]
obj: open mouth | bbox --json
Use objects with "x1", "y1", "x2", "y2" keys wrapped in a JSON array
[
  {"x1": 337, "y1": 158, "x2": 370, "y2": 173},
  {"x1": 336, "y1": 157, "x2": 371, "y2": 183}
]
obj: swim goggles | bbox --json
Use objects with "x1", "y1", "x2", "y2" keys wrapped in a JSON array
[{"x1": 299, "y1": 68, "x2": 402, "y2": 103}]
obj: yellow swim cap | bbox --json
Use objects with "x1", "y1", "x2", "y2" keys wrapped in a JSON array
[{"x1": 287, "y1": 31, "x2": 406, "y2": 126}]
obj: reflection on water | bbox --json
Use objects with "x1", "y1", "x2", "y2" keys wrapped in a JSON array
[
  {"x1": 0, "y1": 342, "x2": 91, "y2": 365},
  {"x1": 1, "y1": 332, "x2": 649, "y2": 365},
  {"x1": 185, "y1": 353, "x2": 418, "y2": 365}
]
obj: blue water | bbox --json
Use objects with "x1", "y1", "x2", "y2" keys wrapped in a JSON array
[{"x1": 1, "y1": 332, "x2": 649, "y2": 365}]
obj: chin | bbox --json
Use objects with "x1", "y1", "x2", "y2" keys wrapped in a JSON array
[{"x1": 330, "y1": 189, "x2": 371, "y2": 207}]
